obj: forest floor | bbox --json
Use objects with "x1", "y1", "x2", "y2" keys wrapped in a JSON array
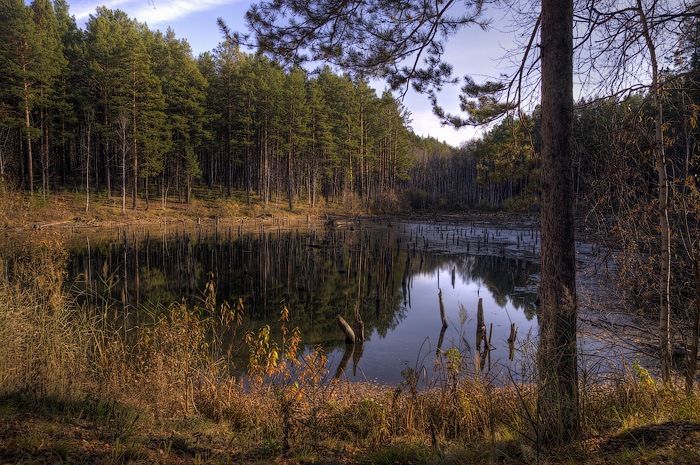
[
  {"x1": 1, "y1": 390, "x2": 700, "y2": 465},
  {"x1": 0, "y1": 188, "x2": 533, "y2": 233},
  {"x1": 0, "y1": 188, "x2": 345, "y2": 232}
]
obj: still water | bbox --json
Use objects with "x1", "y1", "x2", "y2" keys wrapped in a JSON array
[{"x1": 65, "y1": 220, "x2": 540, "y2": 385}]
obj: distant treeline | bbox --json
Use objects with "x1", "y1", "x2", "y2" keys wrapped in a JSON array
[
  {"x1": 0, "y1": 0, "x2": 536, "y2": 211},
  {"x1": 0, "y1": 1, "x2": 698, "y2": 214}
]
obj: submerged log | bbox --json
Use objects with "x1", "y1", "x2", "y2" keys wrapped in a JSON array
[
  {"x1": 336, "y1": 315, "x2": 356, "y2": 344},
  {"x1": 508, "y1": 322, "x2": 518, "y2": 343},
  {"x1": 436, "y1": 324, "x2": 447, "y2": 357},
  {"x1": 509, "y1": 341, "x2": 515, "y2": 361},
  {"x1": 439, "y1": 290, "x2": 448, "y2": 329},
  {"x1": 354, "y1": 301, "x2": 365, "y2": 343},
  {"x1": 476, "y1": 297, "x2": 485, "y2": 329},
  {"x1": 476, "y1": 297, "x2": 486, "y2": 349},
  {"x1": 335, "y1": 343, "x2": 354, "y2": 379},
  {"x1": 352, "y1": 342, "x2": 364, "y2": 376}
]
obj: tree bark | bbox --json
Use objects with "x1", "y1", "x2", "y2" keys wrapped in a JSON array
[
  {"x1": 24, "y1": 82, "x2": 33, "y2": 195},
  {"x1": 687, "y1": 260, "x2": 700, "y2": 393},
  {"x1": 132, "y1": 65, "x2": 138, "y2": 210},
  {"x1": 336, "y1": 315, "x2": 356, "y2": 344},
  {"x1": 635, "y1": 0, "x2": 671, "y2": 384},
  {"x1": 537, "y1": 0, "x2": 579, "y2": 445}
]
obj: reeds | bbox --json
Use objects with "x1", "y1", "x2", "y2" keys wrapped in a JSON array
[{"x1": 2, "y1": 237, "x2": 700, "y2": 463}]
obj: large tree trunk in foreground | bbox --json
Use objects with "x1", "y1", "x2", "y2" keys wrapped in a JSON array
[{"x1": 537, "y1": 0, "x2": 579, "y2": 446}]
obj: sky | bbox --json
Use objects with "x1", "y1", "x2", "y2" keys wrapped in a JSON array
[{"x1": 66, "y1": 0, "x2": 520, "y2": 147}]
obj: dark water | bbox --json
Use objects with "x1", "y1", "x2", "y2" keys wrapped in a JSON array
[{"x1": 64, "y1": 221, "x2": 540, "y2": 385}]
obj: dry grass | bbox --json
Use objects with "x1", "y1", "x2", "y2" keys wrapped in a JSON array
[
  {"x1": 0, "y1": 186, "x2": 371, "y2": 232},
  {"x1": 1, "y1": 236, "x2": 700, "y2": 464}
]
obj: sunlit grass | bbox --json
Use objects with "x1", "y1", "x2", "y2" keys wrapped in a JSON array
[{"x1": 0, "y1": 185, "x2": 372, "y2": 232}]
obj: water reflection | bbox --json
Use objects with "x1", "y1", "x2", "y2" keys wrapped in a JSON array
[{"x1": 64, "y1": 223, "x2": 539, "y2": 385}]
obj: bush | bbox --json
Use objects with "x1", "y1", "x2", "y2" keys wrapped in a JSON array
[{"x1": 407, "y1": 188, "x2": 432, "y2": 210}]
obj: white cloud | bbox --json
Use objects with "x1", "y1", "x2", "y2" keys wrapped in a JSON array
[
  {"x1": 73, "y1": 0, "x2": 132, "y2": 21},
  {"x1": 72, "y1": 0, "x2": 240, "y2": 26},
  {"x1": 409, "y1": 109, "x2": 480, "y2": 147},
  {"x1": 129, "y1": 0, "x2": 239, "y2": 26}
]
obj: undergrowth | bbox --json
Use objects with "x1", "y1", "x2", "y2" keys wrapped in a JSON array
[{"x1": 1, "y1": 236, "x2": 700, "y2": 464}]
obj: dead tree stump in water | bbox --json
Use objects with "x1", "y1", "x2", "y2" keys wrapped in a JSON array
[
  {"x1": 353, "y1": 301, "x2": 365, "y2": 343},
  {"x1": 439, "y1": 290, "x2": 448, "y2": 329},
  {"x1": 336, "y1": 315, "x2": 356, "y2": 344},
  {"x1": 334, "y1": 343, "x2": 354, "y2": 379},
  {"x1": 508, "y1": 323, "x2": 518, "y2": 343},
  {"x1": 476, "y1": 297, "x2": 487, "y2": 349}
]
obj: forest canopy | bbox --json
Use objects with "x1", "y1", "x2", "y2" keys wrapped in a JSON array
[{"x1": 0, "y1": 0, "x2": 697, "y2": 216}]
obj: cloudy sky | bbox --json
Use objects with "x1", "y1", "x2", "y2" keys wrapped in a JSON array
[{"x1": 66, "y1": 0, "x2": 520, "y2": 147}]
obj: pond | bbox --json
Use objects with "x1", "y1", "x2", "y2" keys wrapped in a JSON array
[{"x1": 63, "y1": 219, "x2": 544, "y2": 385}]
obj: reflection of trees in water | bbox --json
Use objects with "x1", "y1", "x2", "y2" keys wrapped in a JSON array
[
  {"x1": 404, "y1": 252, "x2": 538, "y2": 319},
  {"x1": 67, "y1": 226, "x2": 409, "y2": 351},
  {"x1": 65, "y1": 225, "x2": 538, "y2": 353}
]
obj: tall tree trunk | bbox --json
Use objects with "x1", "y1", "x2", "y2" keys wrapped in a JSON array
[
  {"x1": 145, "y1": 176, "x2": 150, "y2": 210},
  {"x1": 103, "y1": 105, "x2": 111, "y2": 198},
  {"x1": 226, "y1": 94, "x2": 233, "y2": 198},
  {"x1": 186, "y1": 174, "x2": 191, "y2": 207},
  {"x1": 41, "y1": 110, "x2": 48, "y2": 197},
  {"x1": 265, "y1": 128, "x2": 270, "y2": 206},
  {"x1": 24, "y1": 85, "x2": 33, "y2": 195},
  {"x1": 688, "y1": 259, "x2": 700, "y2": 393},
  {"x1": 636, "y1": 0, "x2": 671, "y2": 384},
  {"x1": 85, "y1": 114, "x2": 92, "y2": 213},
  {"x1": 288, "y1": 116, "x2": 294, "y2": 211},
  {"x1": 132, "y1": 69, "x2": 138, "y2": 210},
  {"x1": 537, "y1": 0, "x2": 579, "y2": 445}
]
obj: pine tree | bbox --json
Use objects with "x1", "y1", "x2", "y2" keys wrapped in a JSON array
[
  {"x1": 30, "y1": 0, "x2": 67, "y2": 196},
  {"x1": 160, "y1": 29, "x2": 206, "y2": 206},
  {"x1": 84, "y1": 7, "x2": 133, "y2": 196},
  {"x1": 196, "y1": 51, "x2": 218, "y2": 188},
  {"x1": 0, "y1": 0, "x2": 42, "y2": 193},
  {"x1": 52, "y1": 0, "x2": 81, "y2": 186},
  {"x1": 283, "y1": 67, "x2": 309, "y2": 210},
  {"x1": 306, "y1": 77, "x2": 333, "y2": 207},
  {"x1": 212, "y1": 39, "x2": 244, "y2": 197}
]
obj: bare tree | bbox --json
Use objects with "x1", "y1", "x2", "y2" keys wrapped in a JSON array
[
  {"x1": 83, "y1": 108, "x2": 94, "y2": 213},
  {"x1": 117, "y1": 111, "x2": 129, "y2": 214},
  {"x1": 576, "y1": 0, "x2": 692, "y2": 384}
]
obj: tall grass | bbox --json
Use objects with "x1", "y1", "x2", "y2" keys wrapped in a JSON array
[
  {"x1": 1, "y1": 236, "x2": 699, "y2": 463},
  {"x1": 0, "y1": 234, "x2": 96, "y2": 398}
]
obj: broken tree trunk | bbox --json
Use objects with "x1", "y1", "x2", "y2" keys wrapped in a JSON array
[
  {"x1": 335, "y1": 343, "x2": 354, "y2": 378},
  {"x1": 476, "y1": 297, "x2": 486, "y2": 350},
  {"x1": 336, "y1": 315, "x2": 356, "y2": 344},
  {"x1": 439, "y1": 290, "x2": 448, "y2": 329},
  {"x1": 354, "y1": 301, "x2": 365, "y2": 343},
  {"x1": 508, "y1": 322, "x2": 518, "y2": 343}
]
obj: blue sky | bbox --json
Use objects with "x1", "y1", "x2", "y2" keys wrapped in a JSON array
[{"x1": 67, "y1": 0, "x2": 518, "y2": 147}]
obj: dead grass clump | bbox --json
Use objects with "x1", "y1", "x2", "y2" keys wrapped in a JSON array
[
  {"x1": 0, "y1": 235, "x2": 95, "y2": 399},
  {"x1": 421, "y1": 379, "x2": 535, "y2": 444}
]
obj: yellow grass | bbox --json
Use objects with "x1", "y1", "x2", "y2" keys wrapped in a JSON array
[{"x1": 1, "y1": 218, "x2": 700, "y2": 464}]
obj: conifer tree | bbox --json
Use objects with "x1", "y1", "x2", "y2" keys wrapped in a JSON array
[
  {"x1": 306, "y1": 77, "x2": 333, "y2": 207},
  {"x1": 29, "y1": 0, "x2": 66, "y2": 196},
  {"x1": 84, "y1": 7, "x2": 132, "y2": 196},
  {"x1": 283, "y1": 67, "x2": 309, "y2": 210},
  {"x1": 52, "y1": 0, "x2": 81, "y2": 185},
  {"x1": 0, "y1": 1, "x2": 41, "y2": 193},
  {"x1": 160, "y1": 29, "x2": 207, "y2": 206}
]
